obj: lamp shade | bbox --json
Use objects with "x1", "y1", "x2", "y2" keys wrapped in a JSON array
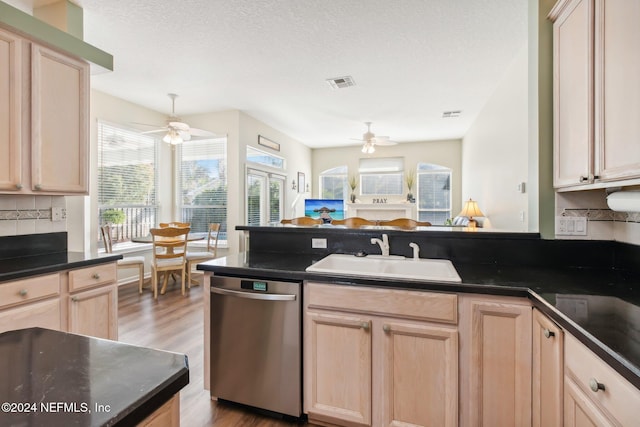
[{"x1": 458, "y1": 199, "x2": 484, "y2": 218}]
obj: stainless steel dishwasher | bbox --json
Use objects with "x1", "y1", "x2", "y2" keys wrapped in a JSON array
[{"x1": 209, "y1": 276, "x2": 301, "y2": 418}]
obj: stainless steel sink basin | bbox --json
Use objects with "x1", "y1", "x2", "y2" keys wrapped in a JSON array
[{"x1": 305, "y1": 254, "x2": 462, "y2": 283}]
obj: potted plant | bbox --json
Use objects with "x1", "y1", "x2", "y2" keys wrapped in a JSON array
[
  {"x1": 348, "y1": 175, "x2": 358, "y2": 203},
  {"x1": 405, "y1": 171, "x2": 416, "y2": 203}
]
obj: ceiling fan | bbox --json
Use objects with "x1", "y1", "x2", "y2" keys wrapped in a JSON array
[
  {"x1": 353, "y1": 122, "x2": 397, "y2": 154},
  {"x1": 141, "y1": 93, "x2": 215, "y2": 145}
]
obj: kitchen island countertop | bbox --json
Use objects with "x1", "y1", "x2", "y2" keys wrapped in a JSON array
[{"x1": 0, "y1": 327, "x2": 189, "y2": 427}]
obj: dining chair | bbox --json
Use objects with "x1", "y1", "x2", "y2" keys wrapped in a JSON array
[
  {"x1": 149, "y1": 226, "x2": 190, "y2": 299},
  {"x1": 100, "y1": 224, "x2": 146, "y2": 293},
  {"x1": 330, "y1": 217, "x2": 378, "y2": 228},
  {"x1": 280, "y1": 217, "x2": 323, "y2": 226},
  {"x1": 159, "y1": 221, "x2": 191, "y2": 228},
  {"x1": 186, "y1": 223, "x2": 221, "y2": 287},
  {"x1": 377, "y1": 218, "x2": 432, "y2": 229}
]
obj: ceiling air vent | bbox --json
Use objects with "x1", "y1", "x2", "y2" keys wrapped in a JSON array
[
  {"x1": 326, "y1": 76, "x2": 356, "y2": 89},
  {"x1": 442, "y1": 110, "x2": 462, "y2": 118}
]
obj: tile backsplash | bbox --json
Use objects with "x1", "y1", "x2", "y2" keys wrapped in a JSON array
[{"x1": 0, "y1": 196, "x2": 66, "y2": 236}]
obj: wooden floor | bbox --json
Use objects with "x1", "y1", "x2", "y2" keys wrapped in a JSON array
[{"x1": 118, "y1": 275, "x2": 311, "y2": 427}]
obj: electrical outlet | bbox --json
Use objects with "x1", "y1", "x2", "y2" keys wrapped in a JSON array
[
  {"x1": 555, "y1": 216, "x2": 587, "y2": 236},
  {"x1": 311, "y1": 238, "x2": 327, "y2": 249},
  {"x1": 51, "y1": 207, "x2": 66, "y2": 222}
]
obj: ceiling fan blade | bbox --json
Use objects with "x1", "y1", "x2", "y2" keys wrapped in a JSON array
[
  {"x1": 140, "y1": 128, "x2": 169, "y2": 135},
  {"x1": 373, "y1": 139, "x2": 397, "y2": 146}
]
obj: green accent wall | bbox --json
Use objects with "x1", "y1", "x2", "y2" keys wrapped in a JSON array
[{"x1": 0, "y1": 1, "x2": 112, "y2": 71}]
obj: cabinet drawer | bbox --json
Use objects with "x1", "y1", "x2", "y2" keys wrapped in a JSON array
[
  {"x1": 0, "y1": 298, "x2": 61, "y2": 334},
  {"x1": 306, "y1": 282, "x2": 457, "y2": 324},
  {"x1": 0, "y1": 273, "x2": 60, "y2": 309},
  {"x1": 68, "y1": 263, "x2": 117, "y2": 292},
  {"x1": 565, "y1": 333, "x2": 640, "y2": 426}
]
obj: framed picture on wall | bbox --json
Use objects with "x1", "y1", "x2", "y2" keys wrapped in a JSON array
[
  {"x1": 297, "y1": 172, "x2": 305, "y2": 194},
  {"x1": 258, "y1": 135, "x2": 280, "y2": 151}
]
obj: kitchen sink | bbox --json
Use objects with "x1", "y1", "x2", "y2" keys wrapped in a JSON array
[{"x1": 305, "y1": 253, "x2": 462, "y2": 283}]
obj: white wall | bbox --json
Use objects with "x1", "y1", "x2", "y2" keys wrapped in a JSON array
[
  {"x1": 312, "y1": 139, "x2": 462, "y2": 218},
  {"x1": 462, "y1": 43, "x2": 531, "y2": 231}
]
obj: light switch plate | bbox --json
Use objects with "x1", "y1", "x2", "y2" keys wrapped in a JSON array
[{"x1": 555, "y1": 216, "x2": 587, "y2": 236}]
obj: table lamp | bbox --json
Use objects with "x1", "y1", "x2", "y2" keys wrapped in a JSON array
[{"x1": 458, "y1": 198, "x2": 485, "y2": 228}]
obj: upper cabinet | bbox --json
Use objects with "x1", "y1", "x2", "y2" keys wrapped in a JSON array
[
  {"x1": 0, "y1": 28, "x2": 89, "y2": 195},
  {"x1": 550, "y1": 0, "x2": 640, "y2": 190}
]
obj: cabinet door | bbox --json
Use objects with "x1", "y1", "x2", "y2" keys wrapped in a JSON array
[
  {"x1": 380, "y1": 320, "x2": 458, "y2": 427},
  {"x1": 552, "y1": 0, "x2": 594, "y2": 187},
  {"x1": 468, "y1": 300, "x2": 532, "y2": 427},
  {"x1": 305, "y1": 311, "x2": 372, "y2": 427},
  {"x1": 564, "y1": 376, "x2": 614, "y2": 427},
  {"x1": 594, "y1": 0, "x2": 640, "y2": 181},
  {"x1": 31, "y1": 44, "x2": 88, "y2": 193},
  {"x1": 532, "y1": 309, "x2": 564, "y2": 427},
  {"x1": 68, "y1": 285, "x2": 117, "y2": 340},
  {"x1": 0, "y1": 28, "x2": 23, "y2": 192}
]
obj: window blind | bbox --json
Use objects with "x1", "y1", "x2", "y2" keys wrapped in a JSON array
[{"x1": 178, "y1": 137, "x2": 227, "y2": 235}]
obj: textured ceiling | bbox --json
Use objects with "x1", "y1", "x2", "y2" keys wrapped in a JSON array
[{"x1": 13, "y1": 0, "x2": 529, "y2": 148}]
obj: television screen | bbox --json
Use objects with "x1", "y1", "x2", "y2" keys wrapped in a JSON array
[{"x1": 304, "y1": 199, "x2": 345, "y2": 223}]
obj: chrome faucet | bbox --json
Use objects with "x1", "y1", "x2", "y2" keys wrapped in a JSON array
[
  {"x1": 371, "y1": 234, "x2": 390, "y2": 256},
  {"x1": 409, "y1": 242, "x2": 420, "y2": 260}
]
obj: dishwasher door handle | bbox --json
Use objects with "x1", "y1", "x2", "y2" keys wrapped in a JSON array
[{"x1": 211, "y1": 286, "x2": 297, "y2": 301}]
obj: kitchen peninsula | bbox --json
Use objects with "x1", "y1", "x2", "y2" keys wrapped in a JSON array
[{"x1": 200, "y1": 224, "x2": 640, "y2": 426}]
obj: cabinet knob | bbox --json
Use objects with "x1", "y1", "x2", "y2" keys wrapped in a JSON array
[
  {"x1": 360, "y1": 322, "x2": 370, "y2": 331},
  {"x1": 382, "y1": 324, "x2": 391, "y2": 333},
  {"x1": 543, "y1": 328, "x2": 555, "y2": 339},
  {"x1": 15, "y1": 183, "x2": 23, "y2": 190},
  {"x1": 34, "y1": 184, "x2": 42, "y2": 191},
  {"x1": 18, "y1": 289, "x2": 28, "y2": 297},
  {"x1": 589, "y1": 378, "x2": 605, "y2": 393},
  {"x1": 92, "y1": 273, "x2": 100, "y2": 280},
  {"x1": 71, "y1": 296, "x2": 78, "y2": 302},
  {"x1": 579, "y1": 176, "x2": 589, "y2": 183}
]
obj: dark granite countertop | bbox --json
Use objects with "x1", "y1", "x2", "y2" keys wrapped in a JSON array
[
  {"x1": 198, "y1": 251, "x2": 640, "y2": 389},
  {"x1": 0, "y1": 252, "x2": 123, "y2": 283},
  {"x1": 0, "y1": 327, "x2": 189, "y2": 427}
]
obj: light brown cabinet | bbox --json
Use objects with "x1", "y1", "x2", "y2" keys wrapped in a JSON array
[
  {"x1": 138, "y1": 394, "x2": 181, "y2": 427},
  {"x1": 532, "y1": 308, "x2": 564, "y2": 427},
  {"x1": 0, "y1": 27, "x2": 89, "y2": 195},
  {"x1": 304, "y1": 282, "x2": 458, "y2": 427},
  {"x1": 459, "y1": 295, "x2": 532, "y2": 427},
  {"x1": 0, "y1": 262, "x2": 118, "y2": 340},
  {"x1": 550, "y1": 0, "x2": 640, "y2": 189},
  {"x1": 564, "y1": 333, "x2": 640, "y2": 426}
]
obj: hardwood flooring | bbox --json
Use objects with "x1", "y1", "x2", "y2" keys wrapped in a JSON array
[{"x1": 118, "y1": 276, "x2": 311, "y2": 427}]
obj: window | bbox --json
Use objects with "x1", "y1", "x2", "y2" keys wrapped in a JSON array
[
  {"x1": 359, "y1": 157, "x2": 404, "y2": 196},
  {"x1": 98, "y1": 121, "x2": 158, "y2": 242},
  {"x1": 246, "y1": 146, "x2": 286, "y2": 225},
  {"x1": 177, "y1": 137, "x2": 228, "y2": 239},
  {"x1": 246, "y1": 168, "x2": 285, "y2": 225},
  {"x1": 319, "y1": 165, "x2": 348, "y2": 200},
  {"x1": 416, "y1": 163, "x2": 451, "y2": 225}
]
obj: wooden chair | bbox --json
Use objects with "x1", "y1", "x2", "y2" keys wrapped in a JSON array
[
  {"x1": 159, "y1": 221, "x2": 191, "y2": 228},
  {"x1": 186, "y1": 223, "x2": 221, "y2": 287},
  {"x1": 330, "y1": 217, "x2": 378, "y2": 228},
  {"x1": 149, "y1": 226, "x2": 190, "y2": 299},
  {"x1": 280, "y1": 217, "x2": 323, "y2": 226},
  {"x1": 377, "y1": 218, "x2": 432, "y2": 229},
  {"x1": 100, "y1": 224, "x2": 146, "y2": 293}
]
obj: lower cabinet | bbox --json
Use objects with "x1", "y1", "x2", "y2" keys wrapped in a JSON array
[
  {"x1": 459, "y1": 295, "x2": 532, "y2": 427},
  {"x1": 138, "y1": 393, "x2": 181, "y2": 427},
  {"x1": 304, "y1": 282, "x2": 458, "y2": 427},
  {"x1": 0, "y1": 261, "x2": 118, "y2": 340},
  {"x1": 532, "y1": 308, "x2": 564, "y2": 427}
]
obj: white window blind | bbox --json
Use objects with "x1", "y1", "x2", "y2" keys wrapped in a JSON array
[
  {"x1": 416, "y1": 163, "x2": 451, "y2": 225},
  {"x1": 97, "y1": 121, "x2": 158, "y2": 241},
  {"x1": 359, "y1": 157, "x2": 404, "y2": 196},
  {"x1": 320, "y1": 165, "x2": 348, "y2": 200},
  {"x1": 178, "y1": 137, "x2": 227, "y2": 237},
  {"x1": 246, "y1": 168, "x2": 285, "y2": 225}
]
